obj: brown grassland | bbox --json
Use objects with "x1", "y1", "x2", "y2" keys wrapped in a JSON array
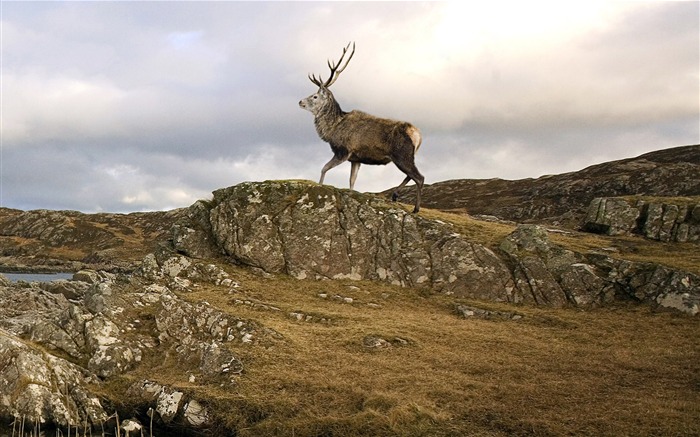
[
  {"x1": 110, "y1": 261, "x2": 699, "y2": 436},
  {"x1": 6, "y1": 203, "x2": 695, "y2": 436}
]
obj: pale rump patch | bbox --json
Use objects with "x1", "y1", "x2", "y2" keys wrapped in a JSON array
[{"x1": 407, "y1": 126, "x2": 422, "y2": 153}]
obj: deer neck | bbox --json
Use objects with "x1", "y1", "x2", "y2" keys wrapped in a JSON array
[{"x1": 314, "y1": 99, "x2": 345, "y2": 143}]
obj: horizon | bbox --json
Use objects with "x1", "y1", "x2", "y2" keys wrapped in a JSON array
[{"x1": 1, "y1": 142, "x2": 696, "y2": 214}]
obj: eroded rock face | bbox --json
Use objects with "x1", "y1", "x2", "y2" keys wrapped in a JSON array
[
  {"x1": 500, "y1": 225, "x2": 614, "y2": 307},
  {"x1": 0, "y1": 253, "x2": 273, "y2": 430},
  {"x1": 176, "y1": 181, "x2": 514, "y2": 301},
  {"x1": 583, "y1": 197, "x2": 700, "y2": 242},
  {"x1": 500, "y1": 225, "x2": 699, "y2": 314},
  {"x1": 0, "y1": 330, "x2": 107, "y2": 426},
  {"x1": 170, "y1": 181, "x2": 700, "y2": 314}
]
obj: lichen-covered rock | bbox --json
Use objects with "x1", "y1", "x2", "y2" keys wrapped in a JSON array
[
  {"x1": 592, "y1": 257, "x2": 700, "y2": 315},
  {"x1": 156, "y1": 293, "x2": 261, "y2": 348},
  {"x1": 85, "y1": 315, "x2": 142, "y2": 378},
  {"x1": 126, "y1": 380, "x2": 210, "y2": 427},
  {"x1": 497, "y1": 224, "x2": 699, "y2": 311},
  {"x1": 582, "y1": 197, "x2": 700, "y2": 242},
  {"x1": 38, "y1": 279, "x2": 90, "y2": 300},
  {"x1": 500, "y1": 225, "x2": 579, "y2": 307},
  {"x1": 178, "y1": 181, "x2": 513, "y2": 301},
  {"x1": 582, "y1": 197, "x2": 641, "y2": 236},
  {"x1": 199, "y1": 341, "x2": 243, "y2": 379},
  {"x1": 171, "y1": 199, "x2": 220, "y2": 259},
  {"x1": 0, "y1": 331, "x2": 107, "y2": 426},
  {"x1": 0, "y1": 285, "x2": 92, "y2": 359},
  {"x1": 183, "y1": 399, "x2": 209, "y2": 426}
]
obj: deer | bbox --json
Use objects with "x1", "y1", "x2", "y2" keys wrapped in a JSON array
[{"x1": 299, "y1": 42, "x2": 425, "y2": 213}]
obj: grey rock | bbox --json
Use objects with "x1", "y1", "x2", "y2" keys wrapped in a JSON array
[
  {"x1": 183, "y1": 399, "x2": 209, "y2": 427},
  {"x1": 39, "y1": 279, "x2": 90, "y2": 300},
  {"x1": 583, "y1": 197, "x2": 700, "y2": 242},
  {"x1": 200, "y1": 341, "x2": 243, "y2": 378},
  {"x1": 582, "y1": 197, "x2": 641, "y2": 236},
  {"x1": 127, "y1": 380, "x2": 210, "y2": 427},
  {"x1": 0, "y1": 285, "x2": 91, "y2": 359},
  {"x1": 500, "y1": 225, "x2": 575, "y2": 307},
  {"x1": 498, "y1": 224, "x2": 698, "y2": 312},
  {"x1": 179, "y1": 181, "x2": 514, "y2": 302},
  {"x1": 0, "y1": 330, "x2": 107, "y2": 426},
  {"x1": 363, "y1": 335, "x2": 392, "y2": 349},
  {"x1": 156, "y1": 388, "x2": 184, "y2": 423},
  {"x1": 455, "y1": 304, "x2": 523, "y2": 320}
]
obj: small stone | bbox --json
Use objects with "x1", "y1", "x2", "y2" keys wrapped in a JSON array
[
  {"x1": 121, "y1": 419, "x2": 142, "y2": 433},
  {"x1": 363, "y1": 335, "x2": 391, "y2": 349}
]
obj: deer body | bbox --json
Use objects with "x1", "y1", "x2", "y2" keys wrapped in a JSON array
[{"x1": 299, "y1": 43, "x2": 424, "y2": 213}]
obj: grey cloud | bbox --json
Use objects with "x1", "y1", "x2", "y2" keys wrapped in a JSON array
[{"x1": 1, "y1": 1, "x2": 697, "y2": 212}]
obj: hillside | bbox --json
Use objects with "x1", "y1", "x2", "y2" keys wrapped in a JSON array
[
  {"x1": 0, "y1": 207, "x2": 185, "y2": 273},
  {"x1": 0, "y1": 145, "x2": 698, "y2": 436},
  {"x1": 391, "y1": 144, "x2": 700, "y2": 227}
]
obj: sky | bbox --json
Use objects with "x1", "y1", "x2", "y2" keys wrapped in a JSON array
[{"x1": 1, "y1": 1, "x2": 698, "y2": 213}]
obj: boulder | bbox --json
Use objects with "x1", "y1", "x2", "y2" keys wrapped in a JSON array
[
  {"x1": 500, "y1": 224, "x2": 600, "y2": 307},
  {"x1": 582, "y1": 197, "x2": 700, "y2": 242},
  {"x1": 0, "y1": 285, "x2": 92, "y2": 359},
  {"x1": 126, "y1": 380, "x2": 210, "y2": 427},
  {"x1": 582, "y1": 197, "x2": 641, "y2": 236}
]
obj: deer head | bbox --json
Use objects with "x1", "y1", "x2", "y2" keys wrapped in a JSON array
[{"x1": 299, "y1": 42, "x2": 355, "y2": 115}]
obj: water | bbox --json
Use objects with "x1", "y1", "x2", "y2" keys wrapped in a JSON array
[{"x1": 1, "y1": 272, "x2": 74, "y2": 283}]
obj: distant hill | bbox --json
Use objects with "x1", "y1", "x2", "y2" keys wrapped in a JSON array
[{"x1": 390, "y1": 144, "x2": 700, "y2": 227}]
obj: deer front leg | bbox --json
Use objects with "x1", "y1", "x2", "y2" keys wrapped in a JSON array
[
  {"x1": 319, "y1": 155, "x2": 348, "y2": 185},
  {"x1": 349, "y1": 162, "x2": 361, "y2": 190}
]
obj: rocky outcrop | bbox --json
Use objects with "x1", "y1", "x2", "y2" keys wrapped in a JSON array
[
  {"x1": 501, "y1": 225, "x2": 699, "y2": 315},
  {"x1": 1, "y1": 176, "x2": 699, "y2": 434},
  {"x1": 582, "y1": 197, "x2": 700, "y2": 242},
  {"x1": 175, "y1": 181, "x2": 515, "y2": 301},
  {"x1": 0, "y1": 251, "x2": 276, "y2": 431},
  {"x1": 500, "y1": 225, "x2": 613, "y2": 307},
  {"x1": 0, "y1": 330, "x2": 108, "y2": 427},
  {"x1": 0, "y1": 207, "x2": 185, "y2": 272},
  {"x1": 172, "y1": 181, "x2": 699, "y2": 315}
]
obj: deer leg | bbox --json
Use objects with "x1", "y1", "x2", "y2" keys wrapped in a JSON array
[
  {"x1": 391, "y1": 176, "x2": 412, "y2": 201},
  {"x1": 349, "y1": 162, "x2": 361, "y2": 190},
  {"x1": 392, "y1": 158, "x2": 424, "y2": 213},
  {"x1": 319, "y1": 155, "x2": 348, "y2": 185}
]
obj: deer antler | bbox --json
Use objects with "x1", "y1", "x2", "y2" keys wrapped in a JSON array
[{"x1": 308, "y1": 42, "x2": 356, "y2": 88}]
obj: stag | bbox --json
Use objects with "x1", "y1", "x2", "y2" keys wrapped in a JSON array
[{"x1": 299, "y1": 42, "x2": 425, "y2": 213}]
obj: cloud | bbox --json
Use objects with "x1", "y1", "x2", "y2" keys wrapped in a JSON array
[{"x1": 1, "y1": 1, "x2": 697, "y2": 212}]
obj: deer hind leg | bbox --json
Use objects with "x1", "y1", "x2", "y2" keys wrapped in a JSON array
[
  {"x1": 392, "y1": 157, "x2": 424, "y2": 213},
  {"x1": 319, "y1": 154, "x2": 348, "y2": 185},
  {"x1": 392, "y1": 176, "x2": 412, "y2": 201}
]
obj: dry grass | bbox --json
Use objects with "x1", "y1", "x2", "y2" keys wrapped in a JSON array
[
  {"x1": 549, "y1": 231, "x2": 700, "y2": 276},
  {"x1": 115, "y1": 264, "x2": 700, "y2": 436}
]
